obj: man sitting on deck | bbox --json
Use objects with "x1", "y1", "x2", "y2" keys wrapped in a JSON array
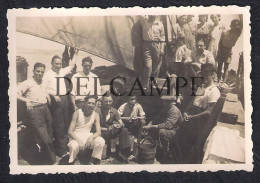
[
  {"x1": 184, "y1": 38, "x2": 215, "y2": 77},
  {"x1": 142, "y1": 96, "x2": 184, "y2": 161},
  {"x1": 67, "y1": 95, "x2": 105, "y2": 165},
  {"x1": 99, "y1": 92, "x2": 131, "y2": 163},
  {"x1": 118, "y1": 95, "x2": 146, "y2": 143},
  {"x1": 170, "y1": 63, "x2": 221, "y2": 164}
]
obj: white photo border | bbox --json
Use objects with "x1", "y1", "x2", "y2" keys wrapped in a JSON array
[{"x1": 8, "y1": 6, "x2": 252, "y2": 174}]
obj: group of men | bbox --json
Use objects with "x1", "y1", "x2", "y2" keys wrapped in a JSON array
[
  {"x1": 139, "y1": 15, "x2": 242, "y2": 88},
  {"x1": 17, "y1": 53, "x2": 151, "y2": 164},
  {"x1": 17, "y1": 14, "x2": 243, "y2": 165}
]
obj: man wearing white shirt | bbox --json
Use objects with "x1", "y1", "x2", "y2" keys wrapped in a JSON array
[
  {"x1": 70, "y1": 56, "x2": 101, "y2": 110},
  {"x1": 17, "y1": 62, "x2": 56, "y2": 164},
  {"x1": 43, "y1": 53, "x2": 78, "y2": 157}
]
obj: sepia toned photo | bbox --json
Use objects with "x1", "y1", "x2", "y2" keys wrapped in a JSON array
[{"x1": 8, "y1": 6, "x2": 252, "y2": 174}]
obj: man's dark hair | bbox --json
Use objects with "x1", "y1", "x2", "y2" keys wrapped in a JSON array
[
  {"x1": 33, "y1": 62, "x2": 46, "y2": 70},
  {"x1": 84, "y1": 95, "x2": 98, "y2": 102},
  {"x1": 102, "y1": 91, "x2": 112, "y2": 99},
  {"x1": 196, "y1": 38, "x2": 206, "y2": 44},
  {"x1": 231, "y1": 19, "x2": 240, "y2": 26},
  {"x1": 128, "y1": 95, "x2": 137, "y2": 100},
  {"x1": 51, "y1": 55, "x2": 61, "y2": 63},
  {"x1": 82, "y1": 56, "x2": 93, "y2": 65},
  {"x1": 201, "y1": 63, "x2": 216, "y2": 73}
]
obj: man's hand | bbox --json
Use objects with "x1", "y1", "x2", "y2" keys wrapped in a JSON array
[
  {"x1": 54, "y1": 96, "x2": 61, "y2": 103},
  {"x1": 26, "y1": 101, "x2": 33, "y2": 111},
  {"x1": 46, "y1": 95, "x2": 51, "y2": 105},
  {"x1": 191, "y1": 62, "x2": 201, "y2": 69},
  {"x1": 183, "y1": 112, "x2": 190, "y2": 122},
  {"x1": 78, "y1": 141, "x2": 85, "y2": 151},
  {"x1": 108, "y1": 125, "x2": 114, "y2": 131},
  {"x1": 131, "y1": 116, "x2": 138, "y2": 122},
  {"x1": 184, "y1": 59, "x2": 192, "y2": 64},
  {"x1": 122, "y1": 117, "x2": 131, "y2": 121},
  {"x1": 143, "y1": 125, "x2": 152, "y2": 131}
]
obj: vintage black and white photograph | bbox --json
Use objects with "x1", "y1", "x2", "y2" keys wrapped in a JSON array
[{"x1": 8, "y1": 6, "x2": 252, "y2": 174}]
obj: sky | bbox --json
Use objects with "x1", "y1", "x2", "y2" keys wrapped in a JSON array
[{"x1": 16, "y1": 32, "x2": 115, "y2": 78}]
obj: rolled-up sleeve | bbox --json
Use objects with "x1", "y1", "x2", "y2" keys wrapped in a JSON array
[
  {"x1": 17, "y1": 80, "x2": 29, "y2": 96},
  {"x1": 118, "y1": 103, "x2": 126, "y2": 116}
]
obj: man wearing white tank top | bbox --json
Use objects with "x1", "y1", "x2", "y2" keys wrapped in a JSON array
[{"x1": 67, "y1": 95, "x2": 105, "y2": 165}]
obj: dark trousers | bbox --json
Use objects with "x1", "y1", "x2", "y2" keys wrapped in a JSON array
[
  {"x1": 124, "y1": 119, "x2": 146, "y2": 142},
  {"x1": 159, "y1": 129, "x2": 177, "y2": 152},
  {"x1": 102, "y1": 127, "x2": 130, "y2": 155},
  {"x1": 49, "y1": 96, "x2": 68, "y2": 156},
  {"x1": 142, "y1": 42, "x2": 163, "y2": 87},
  {"x1": 27, "y1": 104, "x2": 56, "y2": 164}
]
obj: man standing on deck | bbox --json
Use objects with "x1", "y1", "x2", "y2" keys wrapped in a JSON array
[
  {"x1": 140, "y1": 15, "x2": 166, "y2": 89},
  {"x1": 17, "y1": 62, "x2": 56, "y2": 164},
  {"x1": 70, "y1": 56, "x2": 102, "y2": 110},
  {"x1": 43, "y1": 52, "x2": 79, "y2": 158}
]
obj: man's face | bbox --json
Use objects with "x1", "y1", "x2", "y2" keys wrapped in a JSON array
[
  {"x1": 199, "y1": 16, "x2": 207, "y2": 23},
  {"x1": 102, "y1": 96, "x2": 113, "y2": 110},
  {"x1": 82, "y1": 61, "x2": 92, "y2": 75},
  {"x1": 201, "y1": 70, "x2": 214, "y2": 84},
  {"x1": 179, "y1": 16, "x2": 187, "y2": 25},
  {"x1": 196, "y1": 41, "x2": 205, "y2": 54},
  {"x1": 82, "y1": 98, "x2": 96, "y2": 113},
  {"x1": 231, "y1": 21, "x2": 240, "y2": 32},
  {"x1": 211, "y1": 15, "x2": 220, "y2": 25},
  {"x1": 128, "y1": 96, "x2": 137, "y2": 107},
  {"x1": 52, "y1": 58, "x2": 62, "y2": 72},
  {"x1": 187, "y1": 15, "x2": 193, "y2": 22},
  {"x1": 33, "y1": 67, "x2": 45, "y2": 81},
  {"x1": 148, "y1": 15, "x2": 156, "y2": 22}
]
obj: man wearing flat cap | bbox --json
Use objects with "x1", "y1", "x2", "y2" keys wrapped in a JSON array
[{"x1": 142, "y1": 95, "x2": 183, "y2": 160}]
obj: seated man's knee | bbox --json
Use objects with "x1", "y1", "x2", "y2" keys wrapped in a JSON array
[
  {"x1": 159, "y1": 129, "x2": 167, "y2": 137},
  {"x1": 140, "y1": 120, "x2": 146, "y2": 126},
  {"x1": 68, "y1": 140, "x2": 79, "y2": 151},
  {"x1": 94, "y1": 137, "x2": 105, "y2": 147}
]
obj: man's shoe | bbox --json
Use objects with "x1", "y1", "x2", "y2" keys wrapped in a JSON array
[{"x1": 118, "y1": 152, "x2": 129, "y2": 164}]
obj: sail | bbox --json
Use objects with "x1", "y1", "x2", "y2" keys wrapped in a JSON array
[{"x1": 16, "y1": 16, "x2": 142, "y2": 70}]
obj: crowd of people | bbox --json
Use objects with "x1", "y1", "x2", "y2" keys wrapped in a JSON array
[
  {"x1": 17, "y1": 14, "x2": 243, "y2": 165},
  {"x1": 139, "y1": 14, "x2": 242, "y2": 87}
]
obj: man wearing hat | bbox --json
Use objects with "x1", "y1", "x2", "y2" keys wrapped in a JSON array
[{"x1": 142, "y1": 95, "x2": 183, "y2": 160}]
